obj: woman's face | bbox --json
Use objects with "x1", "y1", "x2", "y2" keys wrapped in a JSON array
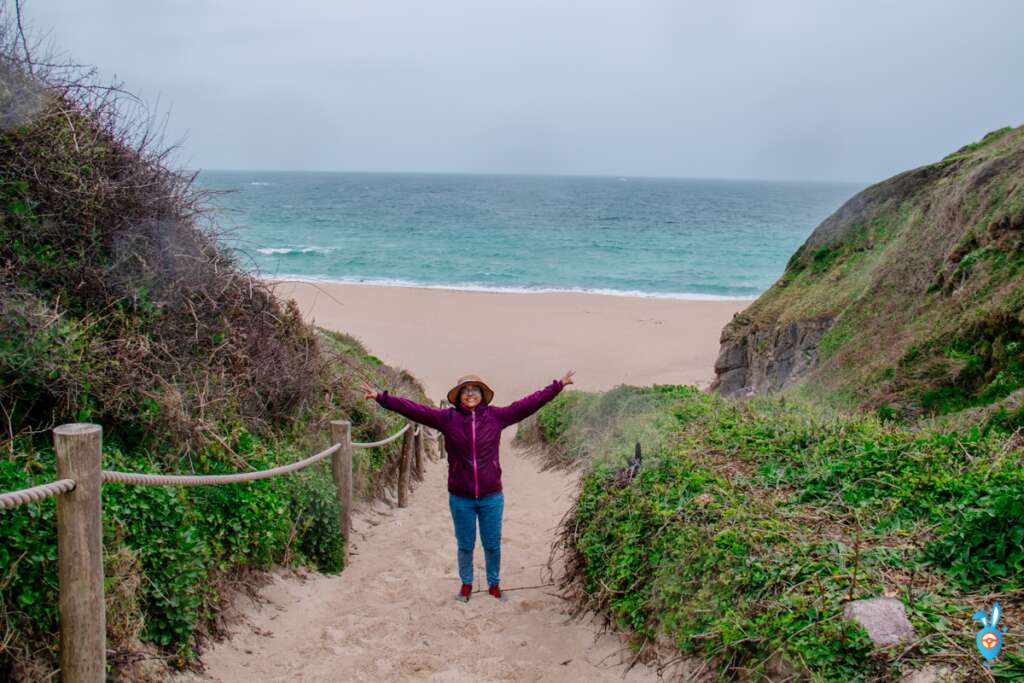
[{"x1": 460, "y1": 385, "x2": 483, "y2": 409}]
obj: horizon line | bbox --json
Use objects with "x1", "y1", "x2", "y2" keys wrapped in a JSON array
[{"x1": 190, "y1": 167, "x2": 871, "y2": 186}]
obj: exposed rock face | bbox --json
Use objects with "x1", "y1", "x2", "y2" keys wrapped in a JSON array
[
  {"x1": 709, "y1": 125, "x2": 1024, "y2": 410},
  {"x1": 843, "y1": 598, "x2": 918, "y2": 647},
  {"x1": 711, "y1": 316, "x2": 833, "y2": 397}
]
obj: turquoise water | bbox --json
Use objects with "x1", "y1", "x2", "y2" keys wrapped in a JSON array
[{"x1": 195, "y1": 171, "x2": 863, "y2": 299}]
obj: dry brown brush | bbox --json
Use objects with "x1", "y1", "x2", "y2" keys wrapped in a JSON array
[
  {"x1": 0, "y1": 4, "x2": 433, "y2": 678},
  {"x1": 0, "y1": 4, "x2": 338, "y2": 458}
]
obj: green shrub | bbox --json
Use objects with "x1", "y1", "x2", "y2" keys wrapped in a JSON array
[
  {"x1": 927, "y1": 481, "x2": 1024, "y2": 591},
  {"x1": 536, "y1": 386, "x2": 1024, "y2": 680},
  {"x1": 985, "y1": 403, "x2": 1024, "y2": 433},
  {"x1": 190, "y1": 476, "x2": 291, "y2": 570},
  {"x1": 537, "y1": 391, "x2": 583, "y2": 443},
  {"x1": 281, "y1": 470, "x2": 343, "y2": 573},
  {"x1": 811, "y1": 246, "x2": 839, "y2": 273},
  {"x1": 103, "y1": 468, "x2": 210, "y2": 658},
  {"x1": 0, "y1": 458, "x2": 60, "y2": 657},
  {"x1": 1, "y1": 440, "x2": 350, "y2": 671}
]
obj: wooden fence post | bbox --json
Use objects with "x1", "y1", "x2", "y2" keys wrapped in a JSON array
[
  {"x1": 330, "y1": 420, "x2": 353, "y2": 565},
  {"x1": 413, "y1": 427, "x2": 424, "y2": 481},
  {"x1": 439, "y1": 399, "x2": 450, "y2": 461},
  {"x1": 398, "y1": 423, "x2": 413, "y2": 508},
  {"x1": 424, "y1": 429, "x2": 436, "y2": 462},
  {"x1": 54, "y1": 423, "x2": 105, "y2": 683}
]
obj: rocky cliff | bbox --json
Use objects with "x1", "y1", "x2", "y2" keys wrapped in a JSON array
[
  {"x1": 713, "y1": 317, "x2": 833, "y2": 397},
  {"x1": 711, "y1": 125, "x2": 1024, "y2": 423}
]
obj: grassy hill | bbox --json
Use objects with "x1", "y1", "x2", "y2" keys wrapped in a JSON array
[
  {"x1": 0, "y1": 21, "x2": 432, "y2": 681},
  {"x1": 514, "y1": 129, "x2": 1024, "y2": 681},
  {"x1": 712, "y1": 125, "x2": 1024, "y2": 430},
  {"x1": 516, "y1": 385, "x2": 1023, "y2": 681}
]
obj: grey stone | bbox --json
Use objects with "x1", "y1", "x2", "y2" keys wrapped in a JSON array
[
  {"x1": 900, "y1": 664, "x2": 955, "y2": 683},
  {"x1": 711, "y1": 316, "x2": 832, "y2": 397},
  {"x1": 713, "y1": 367, "x2": 748, "y2": 396},
  {"x1": 843, "y1": 598, "x2": 918, "y2": 647},
  {"x1": 714, "y1": 343, "x2": 748, "y2": 373}
]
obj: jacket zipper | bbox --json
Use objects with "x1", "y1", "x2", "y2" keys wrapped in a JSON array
[{"x1": 471, "y1": 410, "x2": 479, "y2": 498}]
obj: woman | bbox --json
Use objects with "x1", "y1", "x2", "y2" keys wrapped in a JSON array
[{"x1": 360, "y1": 370, "x2": 575, "y2": 602}]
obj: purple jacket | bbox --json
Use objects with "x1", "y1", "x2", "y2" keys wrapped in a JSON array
[{"x1": 374, "y1": 379, "x2": 565, "y2": 498}]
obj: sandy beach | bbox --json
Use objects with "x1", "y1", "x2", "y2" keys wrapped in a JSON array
[
  {"x1": 182, "y1": 282, "x2": 751, "y2": 682},
  {"x1": 273, "y1": 281, "x2": 751, "y2": 401}
]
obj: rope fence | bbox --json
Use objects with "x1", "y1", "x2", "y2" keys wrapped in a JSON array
[
  {"x1": 349, "y1": 423, "x2": 438, "y2": 448},
  {"x1": 101, "y1": 443, "x2": 341, "y2": 487},
  {"x1": 0, "y1": 397, "x2": 450, "y2": 683},
  {"x1": 352, "y1": 422, "x2": 412, "y2": 448},
  {"x1": 0, "y1": 478, "x2": 76, "y2": 510},
  {"x1": 0, "y1": 426, "x2": 443, "y2": 503}
]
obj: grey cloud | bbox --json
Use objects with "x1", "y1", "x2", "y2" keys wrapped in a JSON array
[{"x1": 19, "y1": 0, "x2": 1024, "y2": 182}]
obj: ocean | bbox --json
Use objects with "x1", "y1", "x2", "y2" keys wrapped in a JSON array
[{"x1": 193, "y1": 171, "x2": 863, "y2": 300}]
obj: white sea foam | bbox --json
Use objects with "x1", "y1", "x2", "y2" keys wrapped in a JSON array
[
  {"x1": 248, "y1": 181, "x2": 272, "y2": 186},
  {"x1": 257, "y1": 246, "x2": 334, "y2": 255},
  {"x1": 266, "y1": 274, "x2": 757, "y2": 301}
]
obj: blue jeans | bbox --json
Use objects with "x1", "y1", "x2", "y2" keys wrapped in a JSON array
[{"x1": 448, "y1": 491, "x2": 504, "y2": 587}]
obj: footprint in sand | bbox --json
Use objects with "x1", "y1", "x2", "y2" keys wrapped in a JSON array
[
  {"x1": 398, "y1": 654, "x2": 444, "y2": 676},
  {"x1": 514, "y1": 598, "x2": 545, "y2": 613},
  {"x1": 317, "y1": 635, "x2": 362, "y2": 658}
]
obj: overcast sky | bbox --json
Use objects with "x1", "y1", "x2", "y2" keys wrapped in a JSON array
[{"x1": 19, "y1": 0, "x2": 1024, "y2": 182}]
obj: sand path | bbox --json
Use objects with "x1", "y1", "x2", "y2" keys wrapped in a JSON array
[
  {"x1": 189, "y1": 434, "x2": 663, "y2": 682},
  {"x1": 183, "y1": 284, "x2": 749, "y2": 682}
]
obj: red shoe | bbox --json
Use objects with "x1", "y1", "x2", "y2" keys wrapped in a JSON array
[
  {"x1": 488, "y1": 584, "x2": 507, "y2": 602},
  {"x1": 455, "y1": 583, "x2": 472, "y2": 603}
]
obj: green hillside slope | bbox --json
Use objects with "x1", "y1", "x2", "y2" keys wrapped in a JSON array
[
  {"x1": 712, "y1": 126, "x2": 1024, "y2": 428},
  {"x1": 516, "y1": 386, "x2": 1024, "y2": 681},
  {"x1": 511, "y1": 128, "x2": 1024, "y2": 681}
]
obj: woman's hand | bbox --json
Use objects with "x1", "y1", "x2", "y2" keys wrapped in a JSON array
[
  {"x1": 559, "y1": 369, "x2": 576, "y2": 386},
  {"x1": 359, "y1": 380, "x2": 380, "y2": 400}
]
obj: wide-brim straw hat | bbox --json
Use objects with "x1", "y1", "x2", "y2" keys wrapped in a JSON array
[{"x1": 447, "y1": 374, "x2": 494, "y2": 406}]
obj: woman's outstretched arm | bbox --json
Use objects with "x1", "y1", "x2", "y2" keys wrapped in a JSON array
[
  {"x1": 360, "y1": 381, "x2": 447, "y2": 430},
  {"x1": 492, "y1": 370, "x2": 575, "y2": 428}
]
